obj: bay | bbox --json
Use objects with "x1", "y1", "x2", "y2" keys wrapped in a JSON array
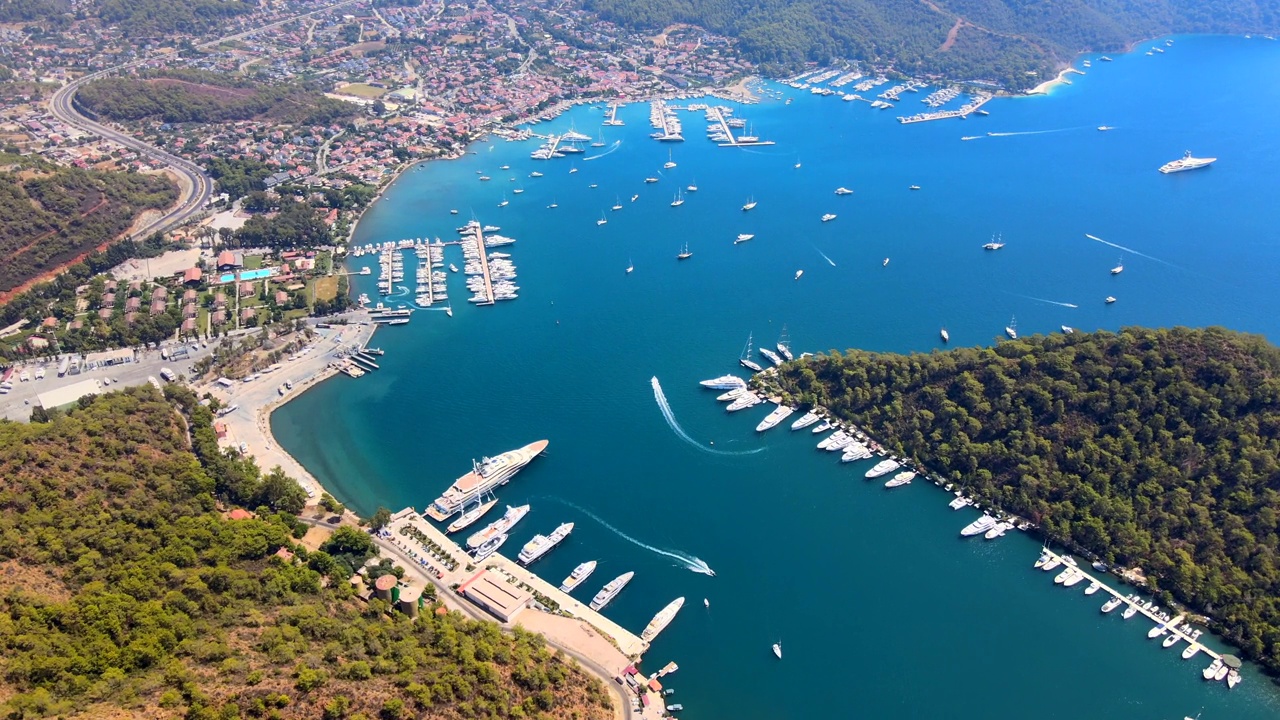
[{"x1": 274, "y1": 34, "x2": 1280, "y2": 718}]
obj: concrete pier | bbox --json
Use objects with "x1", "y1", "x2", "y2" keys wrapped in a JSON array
[{"x1": 470, "y1": 227, "x2": 495, "y2": 305}]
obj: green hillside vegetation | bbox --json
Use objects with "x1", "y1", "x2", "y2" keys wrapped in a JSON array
[
  {"x1": 0, "y1": 388, "x2": 614, "y2": 719},
  {"x1": 582, "y1": 0, "x2": 1280, "y2": 88},
  {"x1": 94, "y1": 0, "x2": 254, "y2": 37},
  {"x1": 766, "y1": 327, "x2": 1280, "y2": 673},
  {"x1": 76, "y1": 70, "x2": 358, "y2": 125},
  {"x1": 0, "y1": 158, "x2": 177, "y2": 294}
]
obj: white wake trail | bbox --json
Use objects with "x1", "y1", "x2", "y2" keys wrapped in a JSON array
[
  {"x1": 1007, "y1": 292, "x2": 1079, "y2": 308},
  {"x1": 553, "y1": 498, "x2": 715, "y2": 576},
  {"x1": 986, "y1": 127, "x2": 1083, "y2": 137},
  {"x1": 651, "y1": 377, "x2": 764, "y2": 457},
  {"x1": 584, "y1": 140, "x2": 622, "y2": 161},
  {"x1": 1084, "y1": 233, "x2": 1178, "y2": 268},
  {"x1": 813, "y1": 246, "x2": 837, "y2": 267}
]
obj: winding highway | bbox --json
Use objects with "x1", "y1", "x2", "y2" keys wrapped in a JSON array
[{"x1": 45, "y1": 0, "x2": 368, "y2": 239}]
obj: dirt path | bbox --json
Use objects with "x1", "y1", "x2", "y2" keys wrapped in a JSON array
[{"x1": 940, "y1": 18, "x2": 965, "y2": 51}]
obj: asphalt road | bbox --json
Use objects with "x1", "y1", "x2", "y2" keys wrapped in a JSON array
[{"x1": 45, "y1": 0, "x2": 369, "y2": 241}]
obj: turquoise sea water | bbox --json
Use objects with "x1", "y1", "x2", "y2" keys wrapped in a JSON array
[{"x1": 274, "y1": 35, "x2": 1280, "y2": 719}]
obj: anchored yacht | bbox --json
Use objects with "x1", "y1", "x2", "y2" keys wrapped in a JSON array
[{"x1": 1159, "y1": 151, "x2": 1216, "y2": 173}]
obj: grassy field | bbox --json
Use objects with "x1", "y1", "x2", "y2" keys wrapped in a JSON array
[
  {"x1": 334, "y1": 83, "x2": 386, "y2": 99},
  {"x1": 311, "y1": 275, "x2": 339, "y2": 303},
  {"x1": 243, "y1": 255, "x2": 263, "y2": 270}
]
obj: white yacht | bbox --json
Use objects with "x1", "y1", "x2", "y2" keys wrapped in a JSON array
[
  {"x1": 472, "y1": 532, "x2": 508, "y2": 561},
  {"x1": 626, "y1": 258, "x2": 634, "y2": 274},
  {"x1": 1041, "y1": 556, "x2": 1063, "y2": 571},
  {"x1": 677, "y1": 242, "x2": 692, "y2": 260},
  {"x1": 664, "y1": 150, "x2": 677, "y2": 169},
  {"x1": 740, "y1": 333, "x2": 765, "y2": 373},
  {"x1": 590, "y1": 571, "x2": 635, "y2": 610},
  {"x1": 940, "y1": 328, "x2": 950, "y2": 343},
  {"x1": 834, "y1": 187, "x2": 853, "y2": 195},
  {"x1": 759, "y1": 347, "x2": 784, "y2": 366},
  {"x1": 1105, "y1": 296, "x2": 1117, "y2": 304},
  {"x1": 742, "y1": 196, "x2": 757, "y2": 211},
  {"x1": 1159, "y1": 151, "x2": 1216, "y2": 174},
  {"x1": 548, "y1": 200, "x2": 558, "y2": 209},
  {"x1": 1163, "y1": 633, "x2": 1181, "y2": 648},
  {"x1": 671, "y1": 191, "x2": 685, "y2": 207},
  {"x1": 1202, "y1": 657, "x2": 1224, "y2": 680},
  {"x1": 1181, "y1": 643, "x2": 1201, "y2": 660},
  {"x1": 1228, "y1": 669, "x2": 1242, "y2": 689},
  {"x1": 735, "y1": 233, "x2": 755, "y2": 244},
  {"x1": 794, "y1": 270, "x2": 804, "y2": 281},
  {"x1": 983, "y1": 521, "x2": 1012, "y2": 539},
  {"x1": 700, "y1": 375, "x2": 747, "y2": 390},
  {"x1": 1084, "y1": 582, "x2": 1101, "y2": 595},
  {"x1": 559, "y1": 560, "x2": 598, "y2": 592},
  {"x1": 641, "y1": 597, "x2": 685, "y2": 642},
  {"x1": 1101, "y1": 596, "x2": 1124, "y2": 613},
  {"x1": 726, "y1": 393, "x2": 762, "y2": 412},
  {"x1": 530, "y1": 171, "x2": 544, "y2": 177},
  {"x1": 772, "y1": 641, "x2": 782, "y2": 659},
  {"x1": 597, "y1": 213, "x2": 607, "y2": 226},
  {"x1": 718, "y1": 387, "x2": 748, "y2": 401},
  {"x1": 865, "y1": 459, "x2": 901, "y2": 479},
  {"x1": 841, "y1": 445, "x2": 872, "y2": 462},
  {"x1": 1062, "y1": 571, "x2": 1086, "y2": 587},
  {"x1": 1061, "y1": 325, "x2": 1075, "y2": 334},
  {"x1": 612, "y1": 196, "x2": 623, "y2": 211},
  {"x1": 1110, "y1": 258, "x2": 1124, "y2": 275},
  {"x1": 821, "y1": 213, "x2": 837, "y2": 222},
  {"x1": 791, "y1": 411, "x2": 820, "y2": 430},
  {"x1": 425, "y1": 443, "x2": 548, "y2": 521},
  {"x1": 755, "y1": 405, "x2": 796, "y2": 433},
  {"x1": 1005, "y1": 316, "x2": 1018, "y2": 340},
  {"x1": 686, "y1": 181, "x2": 698, "y2": 192},
  {"x1": 517, "y1": 522, "x2": 574, "y2": 565},
  {"x1": 885, "y1": 470, "x2": 915, "y2": 488},
  {"x1": 983, "y1": 234, "x2": 1005, "y2": 250},
  {"x1": 960, "y1": 514, "x2": 997, "y2": 537},
  {"x1": 811, "y1": 419, "x2": 833, "y2": 434},
  {"x1": 1123, "y1": 602, "x2": 1140, "y2": 620},
  {"x1": 1054, "y1": 568, "x2": 1075, "y2": 584},
  {"x1": 465, "y1": 502, "x2": 529, "y2": 545},
  {"x1": 631, "y1": 194, "x2": 639, "y2": 202},
  {"x1": 776, "y1": 327, "x2": 793, "y2": 360},
  {"x1": 449, "y1": 263, "x2": 459, "y2": 273}
]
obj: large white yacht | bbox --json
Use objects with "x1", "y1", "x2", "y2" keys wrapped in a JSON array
[
  {"x1": 1159, "y1": 151, "x2": 1216, "y2": 174},
  {"x1": 472, "y1": 533, "x2": 509, "y2": 561},
  {"x1": 735, "y1": 233, "x2": 755, "y2": 244},
  {"x1": 790, "y1": 411, "x2": 820, "y2": 430},
  {"x1": 759, "y1": 347, "x2": 784, "y2": 366},
  {"x1": 884, "y1": 470, "x2": 915, "y2": 488},
  {"x1": 641, "y1": 597, "x2": 686, "y2": 642},
  {"x1": 425, "y1": 442, "x2": 549, "y2": 520},
  {"x1": 700, "y1": 375, "x2": 747, "y2": 390},
  {"x1": 517, "y1": 522, "x2": 574, "y2": 565},
  {"x1": 755, "y1": 405, "x2": 795, "y2": 432},
  {"x1": 960, "y1": 514, "x2": 997, "y2": 537},
  {"x1": 589, "y1": 571, "x2": 635, "y2": 611},
  {"x1": 559, "y1": 560, "x2": 598, "y2": 592},
  {"x1": 864, "y1": 459, "x2": 901, "y2": 478}
]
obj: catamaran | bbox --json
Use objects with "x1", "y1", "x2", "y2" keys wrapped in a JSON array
[{"x1": 740, "y1": 333, "x2": 764, "y2": 372}]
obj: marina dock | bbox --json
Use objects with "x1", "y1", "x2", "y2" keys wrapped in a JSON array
[
  {"x1": 391, "y1": 511, "x2": 649, "y2": 657},
  {"x1": 1037, "y1": 549, "x2": 1220, "y2": 666},
  {"x1": 469, "y1": 226, "x2": 495, "y2": 306},
  {"x1": 603, "y1": 103, "x2": 623, "y2": 126}
]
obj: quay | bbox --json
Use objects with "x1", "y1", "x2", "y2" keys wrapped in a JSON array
[
  {"x1": 896, "y1": 92, "x2": 993, "y2": 124},
  {"x1": 388, "y1": 509, "x2": 650, "y2": 657},
  {"x1": 604, "y1": 103, "x2": 624, "y2": 126},
  {"x1": 1037, "y1": 549, "x2": 1221, "y2": 667},
  {"x1": 470, "y1": 226, "x2": 495, "y2": 305},
  {"x1": 706, "y1": 105, "x2": 735, "y2": 144}
]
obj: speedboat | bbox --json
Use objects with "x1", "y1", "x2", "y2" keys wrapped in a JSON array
[
  {"x1": 794, "y1": 270, "x2": 804, "y2": 280},
  {"x1": 983, "y1": 521, "x2": 1011, "y2": 539},
  {"x1": 1122, "y1": 602, "x2": 1140, "y2": 620},
  {"x1": 1062, "y1": 571, "x2": 1086, "y2": 587},
  {"x1": 940, "y1": 328, "x2": 949, "y2": 343},
  {"x1": 1227, "y1": 669, "x2": 1242, "y2": 688},
  {"x1": 864, "y1": 459, "x2": 900, "y2": 479},
  {"x1": 820, "y1": 213, "x2": 836, "y2": 222},
  {"x1": 1181, "y1": 643, "x2": 1201, "y2": 660},
  {"x1": 1061, "y1": 325, "x2": 1075, "y2": 334},
  {"x1": 1101, "y1": 596, "x2": 1123, "y2": 613},
  {"x1": 1041, "y1": 556, "x2": 1062, "y2": 571},
  {"x1": 1203, "y1": 657, "x2": 1224, "y2": 680},
  {"x1": 1084, "y1": 582, "x2": 1101, "y2": 595},
  {"x1": 1105, "y1": 296, "x2": 1116, "y2": 304},
  {"x1": 1163, "y1": 633, "x2": 1181, "y2": 648},
  {"x1": 735, "y1": 233, "x2": 755, "y2": 244},
  {"x1": 834, "y1": 187, "x2": 853, "y2": 195},
  {"x1": 772, "y1": 642, "x2": 782, "y2": 659}
]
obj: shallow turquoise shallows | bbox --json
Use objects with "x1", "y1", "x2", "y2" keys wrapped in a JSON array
[{"x1": 274, "y1": 35, "x2": 1280, "y2": 719}]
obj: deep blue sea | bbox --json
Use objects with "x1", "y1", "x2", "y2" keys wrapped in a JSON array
[{"x1": 275, "y1": 35, "x2": 1280, "y2": 719}]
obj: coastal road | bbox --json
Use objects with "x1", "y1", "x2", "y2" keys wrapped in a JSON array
[{"x1": 45, "y1": 0, "x2": 370, "y2": 241}]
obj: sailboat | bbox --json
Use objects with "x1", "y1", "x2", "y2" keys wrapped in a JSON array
[
  {"x1": 740, "y1": 333, "x2": 764, "y2": 372},
  {"x1": 591, "y1": 131, "x2": 606, "y2": 148},
  {"x1": 794, "y1": 157, "x2": 802, "y2": 169},
  {"x1": 596, "y1": 212, "x2": 607, "y2": 227},
  {"x1": 547, "y1": 199, "x2": 558, "y2": 209},
  {"x1": 776, "y1": 326, "x2": 793, "y2": 361},
  {"x1": 498, "y1": 194, "x2": 509, "y2": 208},
  {"x1": 1005, "y1": 316, "x2": 1018, "y2": 340},
  {"x1": 445, "y1": 303, "x2": 453, "y2": 317},
  {"x1": 612, "y1": 196, "x2": 623, "y2": 211},
  {"x1": 686, "y1": 179, "x2": 698, "y2": 192},
  {"x1": 512, "y1": 184, "x2": 524, "y2": 194},
  {"x1": 664, "y1": 149, "x2": 677, "y2": 169},
  {"x1": 1111, "y1": 257, "x2": 1124, "y2": 275},
  {"x1": 626, "y1": 258, "x2": 634, "y2": 274},
  {"x1": 772, "y1": 641, "x2": 782, "y2": 659},
  {"x1": 742, "y1": 196, "x2": 757, "y2": 211},
  {"x1": 677, "y1": 242, "x2": 692, "y2": 260},
  {"x1": 671, "y1": 190, "x2": 685, "y2": 207},
  {"x1": 569, "y1": 164, "x2": 578, "y2": 174}
]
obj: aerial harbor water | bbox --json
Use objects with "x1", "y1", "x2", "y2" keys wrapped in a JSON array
[{"x1": 274, "y1": 35, "x2": 1280, "y2": 718}]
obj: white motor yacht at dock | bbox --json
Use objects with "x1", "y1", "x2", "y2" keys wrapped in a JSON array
[
  {"x1": 884, "y1": 470, "x2": 915, "y2": 488},
  {"x1": 700, "y1": 375, "x2": 747, "y2": 390},
  {"x1": 472, "y1": 533, "x2": 508, "y2": 561},
  {"x1": 961, "y1": 514, "x2": 997, "y2": 537},
  {"x1": 590, "y1": 571, "x2": 635, "y2": 611},
  {"x1": 559, "y1": 560, "x2": 598, "y2": 592},
  {"x1": 467, "y1": 504, "x2": 531, "y2": 549},
  {"x1": 755, "y1": 405, "x2": 795, "y2": 432},
  {"x1": 864, "y1": 459, "x2": 901, "y2": 478},
  {"x1": 791, "y1": 411, "x2": 820, "y2": 430},
  {"x1": 518, "y1": 522, "x2": 574, "y2": 565},
  {"x1": 641, "y1": 597, "x2": 686, "y2": 642}
]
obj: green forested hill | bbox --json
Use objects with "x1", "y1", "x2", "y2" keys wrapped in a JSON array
[
  {"x1": 582, "y1": 0, "x2": 1280, "y2": 88},
  {"x1": 767, "y1": 327, "x2": 1280, "y2": 672},
  {"x1": 0, "y1": 389, "x2": 613, "y2": 719}
]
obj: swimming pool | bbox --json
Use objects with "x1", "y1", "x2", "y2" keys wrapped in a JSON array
[{"x1": 218, "y1": 268, "x2": 277, "y2": 283}]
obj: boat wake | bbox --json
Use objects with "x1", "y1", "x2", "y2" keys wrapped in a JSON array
[
  {"x1": 985, "y1": 128, "x2": 1082, "y2": 137},
  {"x1": 392, "y1": 285, "x2": 410, "y2": 297},
  {"x1": 1006, "y1": 292, "x2": 1078, "y2": 308},
  {"x1": 813, "y1": 246, "x2": 837, "y2": 267},
  {"x1": 1084, "y1": 233, "x2": 1178, "y2": 268},
  {"x1": 584, "y1": 140, "x2": 622, "y2": 161},
  {"x1": 651, "y1": 377, "x2": 764, "y2": 457},
  {"x1": 551, "y1": 498, "x2": 716, "y2": 576}
]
